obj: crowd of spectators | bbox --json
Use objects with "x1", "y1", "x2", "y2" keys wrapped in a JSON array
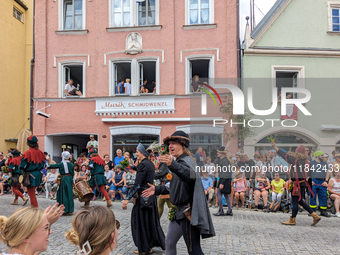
[
  {"x1": 1, "y1": 135, "x2": 340, "y2": 218},
  {"x1": 193, "y1": 146, "x2": 340, "y2": 217}
]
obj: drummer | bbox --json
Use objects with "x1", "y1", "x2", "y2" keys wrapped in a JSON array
[
  {"x1": 47, "y1": 151, "x2": 75, "y2": 216},
  {"x1": 85, "y1": 148, "x2": 112, "y2": 208}
]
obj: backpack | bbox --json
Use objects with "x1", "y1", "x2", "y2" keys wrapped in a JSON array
[{"x1": 269, "y1": 201, "x2": 281, "y2": 212}]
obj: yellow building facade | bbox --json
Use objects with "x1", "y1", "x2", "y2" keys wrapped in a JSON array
[{"x1": 0, "y1": 0, "x2": 33, "y2": 152}]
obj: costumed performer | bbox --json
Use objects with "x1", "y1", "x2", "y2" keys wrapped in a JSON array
[
  {"x1": 85, "y1": 148, "x2": 112, "y2": 208},
  {"x1": 7, "y1": 149, "x2": 29, "y2": 206},
  {"x1": 47, "y1": 151, "x2": 75, "y2": 215},
  {"x1": 19, "y1": 135, "x2": 45, "y2": 208},
  {"x1": 272, "y1": 142, "x2": 321, "y2": 226},
  {"x1": 122, "y1": 143, "x2": 165, "y2": 255},
  {"x1": 142, "y1": 131, "x2": 215, "y2": 255}
]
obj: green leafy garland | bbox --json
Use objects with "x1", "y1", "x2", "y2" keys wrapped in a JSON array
[{"x1": 168, "y1": 207, "x2": 176, "y2": 221}]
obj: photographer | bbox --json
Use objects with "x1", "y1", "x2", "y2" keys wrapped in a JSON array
[{"x1": 86, "y1": 135, "x2": 98, "y2": 157}]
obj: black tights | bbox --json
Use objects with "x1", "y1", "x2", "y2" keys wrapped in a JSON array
[
  {"x1": 292, "y1": 188, "x2": 313, "y2": 218},
  {"x1": 176, "y1": 218, "x2": 203, "y2": 255}
]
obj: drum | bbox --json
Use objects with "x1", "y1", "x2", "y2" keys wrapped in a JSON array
[{"x1": 74, "y1": 181, "x2": 94, "y2": 202}]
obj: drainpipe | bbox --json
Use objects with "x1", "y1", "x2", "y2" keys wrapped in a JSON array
[
  {"x1": 30, "y1": 0, "x2": 35, "y2": 132},
  {"x1": 237, "y1": 0, "x2": 241, "y2": 87}
]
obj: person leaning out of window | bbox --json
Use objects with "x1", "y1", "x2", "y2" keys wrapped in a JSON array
[{"x1": 64, "y1": 79, "x2": 82, "y2": 96}]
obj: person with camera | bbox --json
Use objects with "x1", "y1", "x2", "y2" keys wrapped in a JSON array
[{"x1": 142, "y1": 131, "x2": 215, "y2": 255}]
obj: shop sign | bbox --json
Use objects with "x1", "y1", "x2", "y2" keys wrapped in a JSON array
[{"x1": 95, "y1": 96, "x2": 175, "y2": 114}]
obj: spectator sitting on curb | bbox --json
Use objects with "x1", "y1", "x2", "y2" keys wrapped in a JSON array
[
  {"x1": 328, "y1": 167, "x2": 340, "y2": 217},
  {"x1": 254, "y1": 170, "x2": 270, "y2": 212},
  {"x1": 233, "y1": 169, "x2": 247, "y2": 209},
  {"x1": 201, "y1": 172, "x2": 214, "y2": 207}
]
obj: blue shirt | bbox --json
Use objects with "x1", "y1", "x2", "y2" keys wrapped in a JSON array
[
  {"x1": 194, "y1": 152, "x2": 204, "y2": 167},
  {"x1": 115, "y1": 82, "x2": 124, "y2": 94},
  {"x1": 310, "y1": 160, "x2": 328, "y2": 179},
  {"x1": 201, "y1": 176, "x2": 213, "y2": 191},
  {"x1": 114, "y1": 156, "x2": 125, "y2": 167}
]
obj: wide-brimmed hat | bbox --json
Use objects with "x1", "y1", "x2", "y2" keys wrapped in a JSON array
[
  {"x1": 217, "y1": 146, "x2": 228, "y2": 154},
  {"x1": 335, "y1": 153, "x2": 340, "y2": 158},
  {"x1": 27, "y1": 135, "x2": 38, "y2": 144},
  {"x1": 163, "y1": 131, "x2": 190, "y2": 148}
]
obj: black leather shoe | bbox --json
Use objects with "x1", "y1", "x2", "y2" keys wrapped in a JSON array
[
  {"x1": 225, "y1": 210, "x2": 233, "y2": 216},
  {"x1": 213, "y1": 211, "x2": 224, "y2": 216},
  {"x1": 320, "y1": 210, "x2": 331, "y2": 217}
]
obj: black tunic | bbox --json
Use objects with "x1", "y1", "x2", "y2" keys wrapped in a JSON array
[
  {"x1": 125, "y1": 158, "x2": 165, "y2": 253},
  {"x1": 155, "y1": 154, "x2": 215, "y2": 238},
  {"x1": 218, "y1": 156, "x2": 232, "y2": 194}
]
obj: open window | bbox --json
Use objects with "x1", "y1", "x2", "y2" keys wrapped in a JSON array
[
  {"x1": 275, "y1": 71, "x2": 299, "y2": 99},
  {"x1": 113, "y1": 62, "x2": 131, "y2": 95},
  {"x1": 139, "y1": 60, "x2": 156, "y2": 94},
  {"x1": 61, "y1": 63, "x2": 85, "y2": 98},
  {"x1": 189, "y1": 59, "x2": 210, "y2": 93}
]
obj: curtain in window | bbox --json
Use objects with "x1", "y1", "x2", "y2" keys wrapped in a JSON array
[
  {"x1": 64, "y1": 0, "x2": 82, "y2": 30},
  {"x1": 139, "y1": 0, "x2": 155, "y2": 26}
]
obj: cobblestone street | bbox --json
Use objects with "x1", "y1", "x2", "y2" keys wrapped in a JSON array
[{"x1": 0, "y1": 195, "x2": 339, "y2": 255}]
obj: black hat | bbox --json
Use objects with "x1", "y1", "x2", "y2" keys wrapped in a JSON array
[
  {"x1": 217, "y1": 146, "x2": 228, "y2": 154},
  {"x1": 163, "y1": 131, "x2": 190, "y2": 148}
]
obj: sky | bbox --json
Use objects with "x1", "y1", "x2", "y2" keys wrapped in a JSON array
[{"x1": 239, "y1": 0, "x2": 277, "y2": 40}]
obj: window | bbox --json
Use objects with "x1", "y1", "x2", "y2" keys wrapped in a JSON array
[
  {"x1": 112, "y1": 134, "x2": 159, "y2": 159},
  {"x1": 189, "y1": 133, "x2": 221, "y2": 158},
  {"x1": 13, "y1": 7, "x2": 23, "y2": 22},
  {"x1": 272, "y1": 66, "x2": 305, "y2": 99},
  {"x1": 187, "y1": 0, "x2": 213, "y2": 25},
  {"x1": 113, "y1": 62, "x2": 131, "y2": 95},
  {"x1": 110, "y1": 0, "x2": 158, "y2": 27},
  {"x1": 139, "y1": 61, "x2": 156, "y2": 93},
  {"x1": 64, "y1": 0, "x2": 83, "y2": 30},
  {"x1": 111, "y1": 59, "x2": 158, "y2": 96},
  {"x1": 113, "y1": 0, "x2": 131, "y2": 27},
  {"x1": 138, "y1": 0, "x2": 156, "y2": 26},
  {"x1": 187, "y1": 58, "x2": 213, "y2": 93},
  {"x1": 60, "y1": 62, "x2": 85, "y2": 98},
  {"x1": 256, "y1": 132, "x2": 316, "y2": 152},
  {"x1": 332, "y1": 8, "x2": 340, "y2": 31},
  {"x1": 275, "y1": 71, "x2": 299, "y2": 99}
]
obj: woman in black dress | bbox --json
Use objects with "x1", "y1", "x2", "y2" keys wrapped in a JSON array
[{"x1": 122, "y1": 143, "x2": 165, "y2": 254}]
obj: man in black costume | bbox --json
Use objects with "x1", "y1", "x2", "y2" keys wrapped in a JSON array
[
  {"x1": 142, "y1": 131, "x2": 215, "y2": 255},
  {"x1": 122, "y1": 143, "x2": 165, "y2": 255},
  {"x1": 213, "y1": 146, "x2": 233, "y2": 216}
]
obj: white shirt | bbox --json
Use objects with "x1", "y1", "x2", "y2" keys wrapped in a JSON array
[
  {"x1": 65, "y1": 83, "x2": 76, "y2": 92},
  {"x1": 124, "y1": 82, "x2": 131, "y2": 95},
  {"x1": 48, "y1": 173, "x2": 55, "y2": 182}
]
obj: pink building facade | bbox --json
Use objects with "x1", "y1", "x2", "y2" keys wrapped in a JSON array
[{"x1": 33, "y1": 0, "x2": 238, "y2": 161}]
